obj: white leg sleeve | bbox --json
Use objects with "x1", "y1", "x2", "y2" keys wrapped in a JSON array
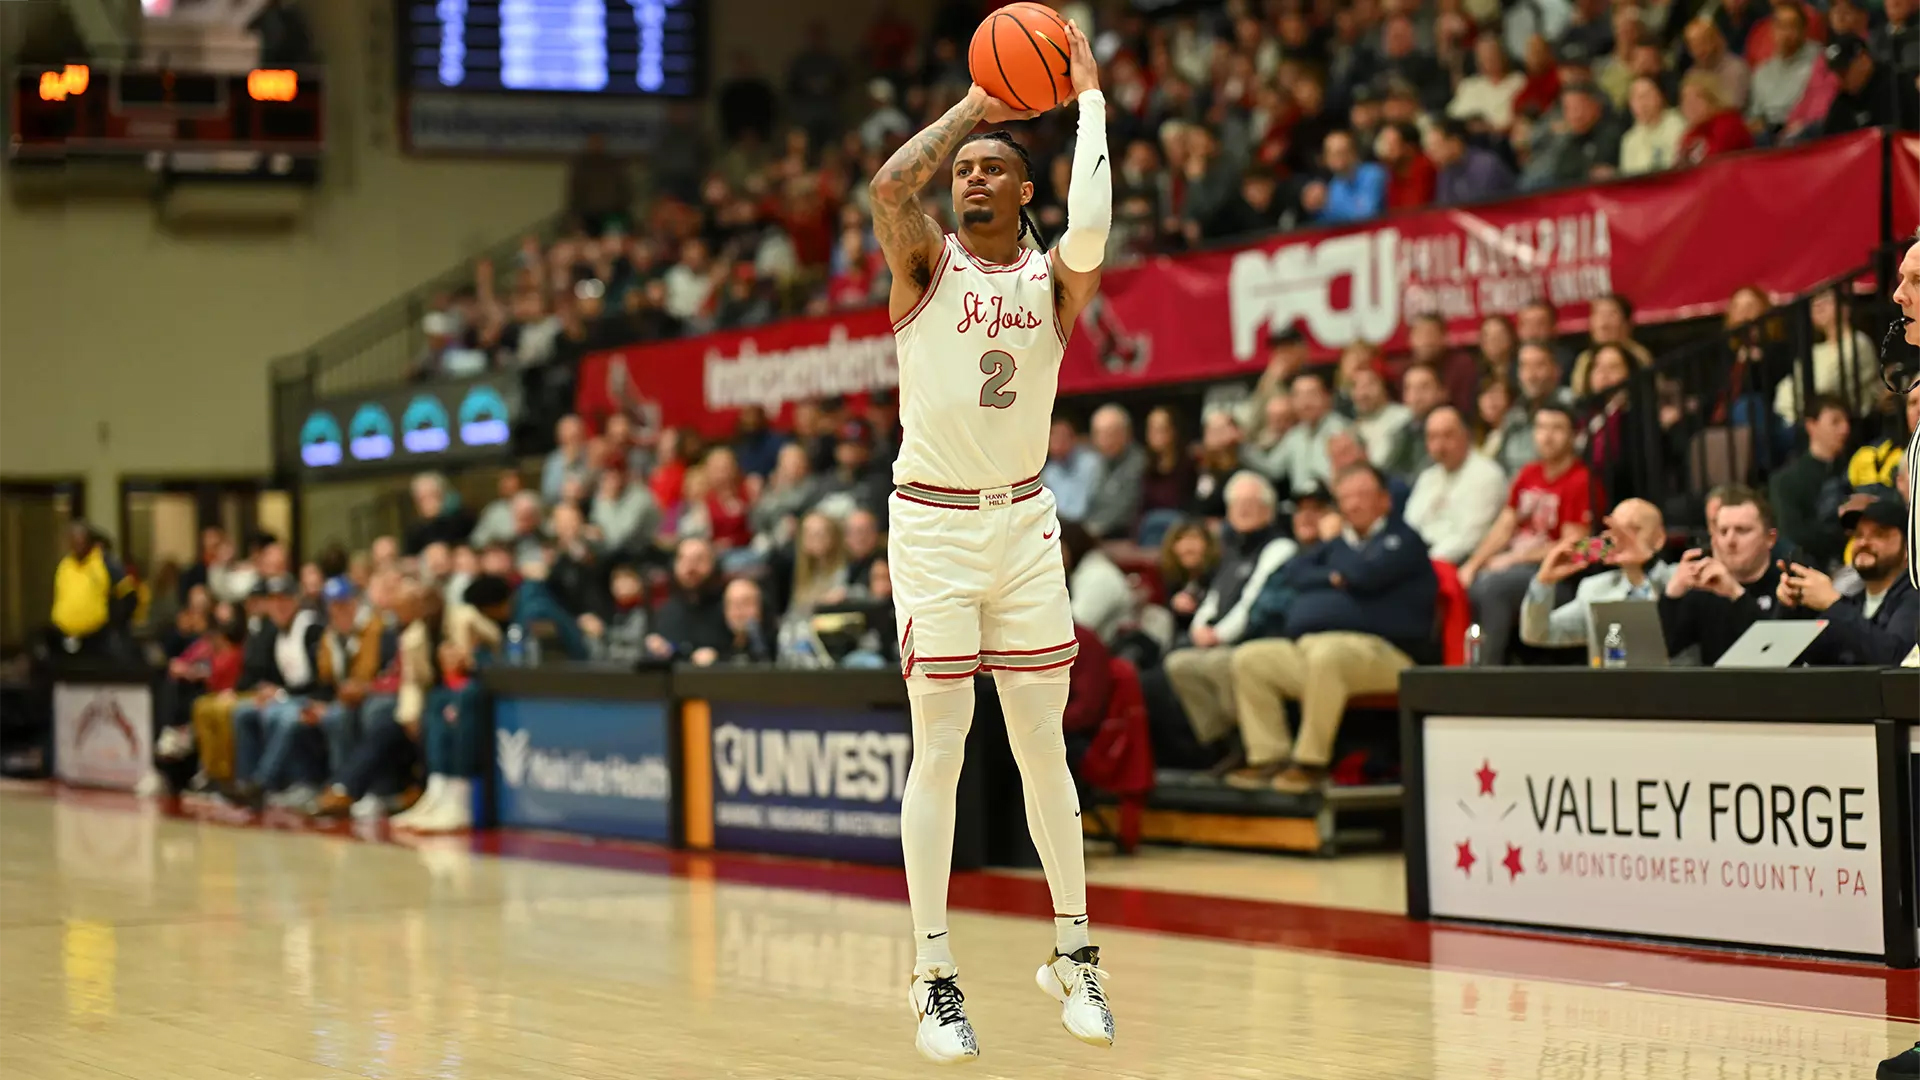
[
  {"x1": 993, "y1": 670, "x2": 1087, "y2": 923},
  {"x1": 901, "y1": 678, "x2": 975, "y2": 973},
  {"x1": 1056, "y1": 90, "x2": 1111, "y2": 275}
]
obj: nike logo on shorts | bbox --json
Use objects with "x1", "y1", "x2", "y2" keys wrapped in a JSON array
[{"x1": 1043, "y1": 527, "x2": 1056, "y2": 540}]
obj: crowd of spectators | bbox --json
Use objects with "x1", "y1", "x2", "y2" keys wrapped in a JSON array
[
  {"x1": 411, "y1": 0, "x2": 1920, "y2": 379},
  {"x1": 126, "y1": 273, "x2": 1906, "y2": 805}
]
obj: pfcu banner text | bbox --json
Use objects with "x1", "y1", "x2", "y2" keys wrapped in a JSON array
[{"x1": 579, "y1": 131, "x2": 1899, "y2": 437}]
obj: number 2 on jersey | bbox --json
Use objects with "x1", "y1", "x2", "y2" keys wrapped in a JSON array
[{"x1": 979, "y1": 350, "x2": 1017, "y2": 409}]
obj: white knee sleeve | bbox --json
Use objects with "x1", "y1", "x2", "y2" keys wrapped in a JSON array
[
  {"x1": 994, "y1": 677, "x2": 1086, "y2": 920},
  {"x1": 901, "y1": 678, "x2": 975, "y2": 954}
]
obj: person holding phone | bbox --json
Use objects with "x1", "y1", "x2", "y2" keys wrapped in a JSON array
[
  {"x1": 1519, "y1": 498, "x2": 1674, "y2": 649},
  {"x1": 1657, "y1": 486, "x2": 1787, "y2": 664}
]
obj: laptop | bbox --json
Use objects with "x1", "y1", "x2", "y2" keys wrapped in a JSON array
[
  {"x1": 1587, "y1": 600, "x2": 1671, "y2": 667},
  {"x1": 1713, "y1": 620, "x2": 1828, "y2": 668}
]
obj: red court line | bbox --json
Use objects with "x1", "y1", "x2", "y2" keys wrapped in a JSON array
[{"x1": 14, "y1": 781, "x2": 1917, "y2": 1022}]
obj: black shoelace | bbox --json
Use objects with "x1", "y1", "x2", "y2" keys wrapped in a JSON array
[
  {"x1": 923, "y1": 975, "x2": 968, "y2": 1028},
  {"x1": 1076, "y1": 965, "x2": 1111, "y2": 1010}
]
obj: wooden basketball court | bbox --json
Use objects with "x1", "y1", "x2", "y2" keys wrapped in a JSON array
[{"x1": 2, "y1": 788, "x2": 1911, "y2": 1078}]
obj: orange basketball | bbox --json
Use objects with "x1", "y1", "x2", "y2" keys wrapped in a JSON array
[{"x1": 968, "y1": 3, "x2": 1075, "y2": 112}]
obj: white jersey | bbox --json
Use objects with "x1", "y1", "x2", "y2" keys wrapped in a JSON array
[{"x1": 891, "y1": 235, "x2": 1067, "y2": 491}]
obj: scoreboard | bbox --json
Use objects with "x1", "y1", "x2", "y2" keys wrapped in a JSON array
[
  {"x1": 401, "y1": 0, "x2": 702, "y2": 96},
  {"x1": 8, "y1": 64, "x2": 324, "y2": 172}
]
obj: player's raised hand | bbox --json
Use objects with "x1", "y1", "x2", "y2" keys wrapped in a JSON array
[
  {"x1": 968, "y1": 85, "x2": 1042, "y2": 125},
  {"x1": 1066, "y1": 20, "x2": 1100, "y2": 97}
]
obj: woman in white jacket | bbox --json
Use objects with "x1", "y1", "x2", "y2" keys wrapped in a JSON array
[{"x1": 1060, "y1": 523, "x2": 1134, "y2": 646}]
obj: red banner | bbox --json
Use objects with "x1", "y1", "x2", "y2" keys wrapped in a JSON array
[
  {"x1": 1895, "y1": 133, "x2": 1919, "y2": 240},
  {"x1": 581, "y1": 131, "x2": 1893, "y2": 437}
]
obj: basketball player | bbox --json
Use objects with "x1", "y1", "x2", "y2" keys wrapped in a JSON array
[{"x1": 867, "y1": 20, "x2": 1112, "y2": 1065}]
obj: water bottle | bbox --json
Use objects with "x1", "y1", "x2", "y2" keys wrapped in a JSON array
[
  {"x1": 1463, "y1": 623, "x2": 1483, "y2": 666},
  {"x1": 523, "y1": 631, "x2": 542, "y2": 668},
  {"x1": 1602, "y1": 622, "x2": 1628, "y2": 668},
  {"x1": 505, "y1": 624, "x2": 526, "y2": 667}
]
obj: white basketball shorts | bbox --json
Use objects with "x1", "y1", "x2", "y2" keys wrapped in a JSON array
[{"x1": 888, "y1": 474, "x2": 1078, "y2": 691}]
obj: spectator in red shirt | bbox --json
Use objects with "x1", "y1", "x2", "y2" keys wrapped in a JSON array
[
  {"x1": 1512, "y1": 34, "x2": 1565, "y2": 120},
  {"x1": 702, "y1": 446, "x2": 756, "y2": 554},
  {"x1": 1458, "y1": 404, "x2": 1597, "y2": 662},
  {"x1": 1677, "y1": 70, "x2": 1757, "y2": 165},
  {"x1": 778, "y1": 174, "x2": 837, "y2": 268},
  {"x1": 649, "y1": 426, "x2": 704, "y2": 510},
  {"x1": 1374, "y1": 121, "x2": 1436, "y2": 210},
  {"x1": 826, "y1": 227, "x2": 886, "y2": 310}
]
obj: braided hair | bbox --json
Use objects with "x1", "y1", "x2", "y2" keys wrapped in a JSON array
[{"x1": 959, "y1": 129, "x2": 1045, "y2": 249}]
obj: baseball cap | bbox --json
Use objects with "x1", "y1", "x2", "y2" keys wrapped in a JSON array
[
  {"x1": 1560, "y1": 79, "x2": 1607, "y2": 103},
  {"x1": 1556, "y1": 41, "x2": 1594, "y2": 67},
  {"x1": 1383, "y1": 75, "x2": 1422, "y2": 101},
  {"x1": 322, "y1": 576, "x2": 359, "y2": 604},
  {"x1": 463, "y1": 573, "x2": 513, "y2": 609},
  {"x1": 1825, "y1": 34, "x2": 1869, "y2": 70},
  {"x1": 839, "y1": 417, "x2": 875, "y2": 447},
  {"x1": 1841, "y1": 494, "x2": 1908, "y2": 533},
  {"x1": 1287, "y1": 483, "x2": 1335, "y2": 511}
]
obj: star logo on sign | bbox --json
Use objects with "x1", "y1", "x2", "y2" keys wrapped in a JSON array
[
  {"x1": 1475, "y1": 759, "x2": 1497, "y2": 796},
  {"x1": 1502, "y1": 844, "x2": 1526, "y2": 881},
  {"x1": 1455, "y1": 839, "x2": 1477, "y2": 876}
]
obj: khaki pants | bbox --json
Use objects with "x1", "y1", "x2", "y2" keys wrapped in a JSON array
[
  {"x1": 1229, "y1": 633, "x2": 1413, "y2": 767},
  {"x1": 190, "y1": 693, "x2": 237, "y2": 781},
  {"x1": 1163, "y1": 647, "x2": 1239, "y2": 745}
]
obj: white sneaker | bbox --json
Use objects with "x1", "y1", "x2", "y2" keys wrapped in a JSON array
[
  {"x1": 404, "y1": 778, "x2": 472, "y2": 833},
  {"x1": 1036, "y1": 946, "x2": 1114, "y2": 1047},
  {"x1": 390, "y1": 774, "x2": 447, "y2": 827},
  {"x1": 349, "y1": 794, "x2": 388, "y2": 820},
  {"x1": 908, "y1": 969, "x2": 980, "y2": 1065},
  {"x1": 155, "y1": 726, "x2": 194, "y2": 760}
]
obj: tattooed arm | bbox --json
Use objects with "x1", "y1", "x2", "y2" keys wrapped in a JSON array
[{"x1": 871, "y1": 86, "x2": 1036, "y2": 323}]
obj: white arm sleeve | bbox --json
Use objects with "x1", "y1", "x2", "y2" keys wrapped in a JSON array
[{"x1": 1056, "y1": 90, "x2": 1111, "y2": 274}]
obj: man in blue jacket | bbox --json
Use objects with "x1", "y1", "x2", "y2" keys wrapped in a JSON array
[
  {"x1": 1304, "y1": 130, "x2": 1387, "y2": 225},
  {"x1": 1226, "y1": 464, "x2": 1439, "y2": 794}
]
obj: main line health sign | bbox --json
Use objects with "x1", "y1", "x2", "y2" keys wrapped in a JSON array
[
  {"x1": 1423, "y1": 717, "x2": 1882, "y2": 956},
  {"x1": 580, "y1": 130, "x2": 1909, "y2": 436},
  {"x1": 494, "y1": 698, "x2": 673, "y2": 843}
]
